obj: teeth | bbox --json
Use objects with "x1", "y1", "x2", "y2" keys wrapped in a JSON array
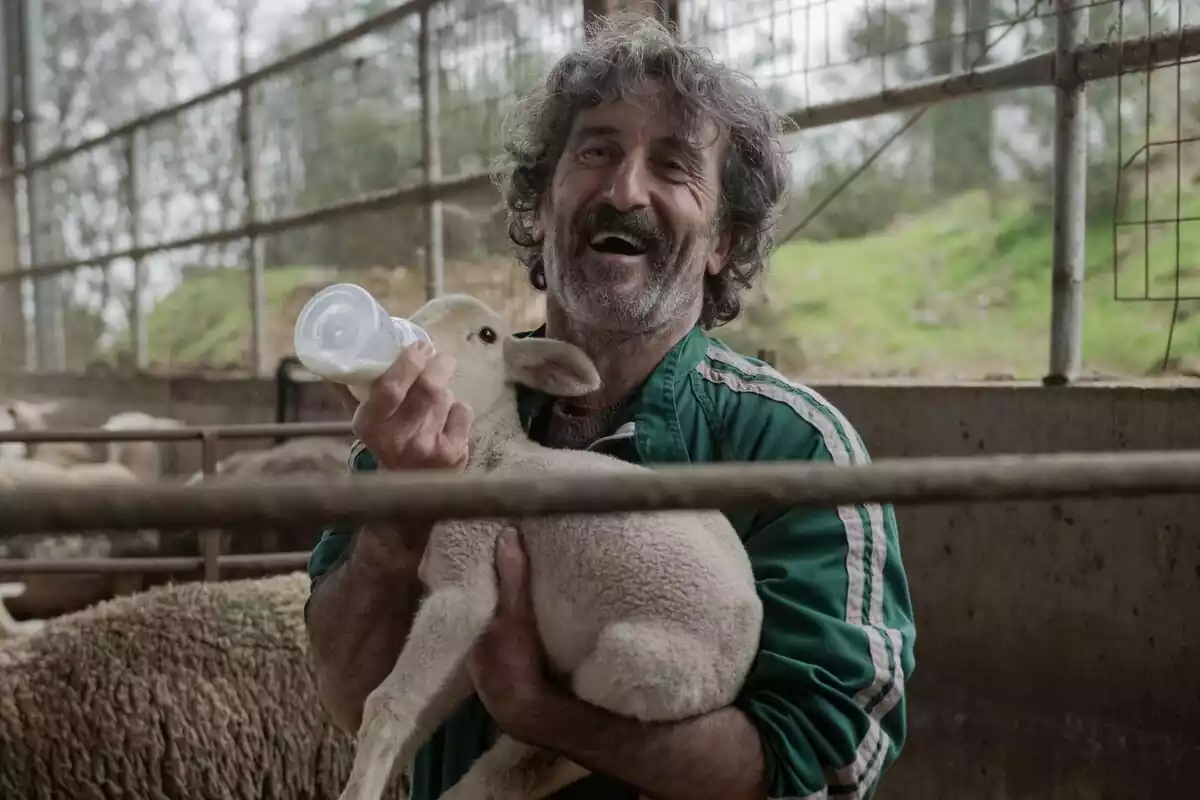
[{"x1": 590, "y1": 232, "x2": 643, "y2": 248}]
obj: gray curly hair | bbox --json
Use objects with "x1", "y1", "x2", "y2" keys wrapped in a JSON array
[{"x1": 495, "y1": 11, "x2": 792, "y2": 329}]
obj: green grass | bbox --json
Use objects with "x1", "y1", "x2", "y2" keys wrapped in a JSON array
[
  {"x1": 747, "y1": 189, "x2": 1200, "y2": 379},
  {"x1": 133, "y1": 189, "x2": 1200, "y2": 379},
  {"x1": 140, "y1": 266, "x2": 327, "y2": 369}
]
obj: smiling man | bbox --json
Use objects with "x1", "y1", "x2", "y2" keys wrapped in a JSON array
[{"x1": 304, "y1": 11, "x2": 916, "y2": 800}]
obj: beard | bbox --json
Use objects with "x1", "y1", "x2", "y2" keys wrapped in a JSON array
[{"x1": 542, "y1": 203, "x2": 708, "y2": 335}]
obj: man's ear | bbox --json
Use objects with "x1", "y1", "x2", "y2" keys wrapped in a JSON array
[
  {"x1": 706, "y1": 225, "x2": 734, "y2": 277},
  {"x1": 502, "y1": 337, "x2": 602, "y2": 397}
]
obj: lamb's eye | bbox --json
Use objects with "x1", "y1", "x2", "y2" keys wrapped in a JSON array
[{"x1": 478, "y1": 326, "x2": 497, "y2": 344}]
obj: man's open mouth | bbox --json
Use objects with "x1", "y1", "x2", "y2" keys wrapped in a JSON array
[{"x1": 589, "y1": 231, "x2": 649, "y2": 257}]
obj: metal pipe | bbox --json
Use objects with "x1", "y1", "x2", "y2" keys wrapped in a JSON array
[
  {"x1": 1, "y1": 450, "x2": 1200, "y2": 534},
  {"x1": 199, "y1": 429, "x2": 221, "y2": 582},
  {"x1": 0, "y1": 420, "x2": 352, "y2": 444},
  {"x1": 1045, "y1": 0, "x2": 1089, "y2": 386},
  {"x1": 16, "y1": 0, "x2": 62, "y2": 371},
  {"x1": 125, "y1": 130, "x2": 147, "y2": 369},
  {"x1": 419, "y1": 5, "x2": 444, "y2": 301},
  {"x1": 0, "y1": 170, "x2": 493, "y2": 283},
  {"x1": 0, "y1": 551, "x2": 309, "y2": 575},
  {"x1": 0, "y1": 0, "x2": 436, "y2": 183},
  {"x1": 786, "y1": 25, "x2": 1200, "y2": 133},
  {"x1": 4, "y1": 23, "x2": 1194, "y2": 287},
  {"x1": 239, "y1": 81, "x2": 266, "y2": 377}
]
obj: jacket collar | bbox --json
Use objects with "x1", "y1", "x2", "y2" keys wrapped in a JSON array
[{"x1": 513, "y1": 323, "x2": 710, "y2": 464}]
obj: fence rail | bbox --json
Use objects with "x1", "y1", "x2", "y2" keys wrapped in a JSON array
[
  {"x1": 2, "y1": 1, "x2": 1199, "y2": 381},
  {"x1": 2, "y1": 449, "x2": 1200, "y2": 534},
  {"x1": 0, "y1": 419, "x2": 352, "y2": 581}
]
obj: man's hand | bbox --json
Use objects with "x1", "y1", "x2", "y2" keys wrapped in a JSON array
[
  {"x1": 328, "y1": 341, "x2": 475, "y2": 568},
  {"x1": 351, "y1": 341, "x2": 473, "y2": 473},
  {"x1": 467, "y1": 529, "x2": 566, "y2": 744}
]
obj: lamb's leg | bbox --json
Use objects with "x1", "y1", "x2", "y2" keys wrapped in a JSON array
[
  {"x1": 337, "y1": 579, "x2": 497, "y2": 800},
  {"x1": 571, "y1": 619, "x2": 744, "y2": 721},
  {"x1": 439, "y1": 735, "x2": 590, "y2": 800}
]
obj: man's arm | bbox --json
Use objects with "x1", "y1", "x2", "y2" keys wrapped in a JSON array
[
  {"x1": 521, "y1": 695, "x2": 766, "y2": 800},
  {"x1": 304, "y1": 525, "x2": 427, "y2": 733}
]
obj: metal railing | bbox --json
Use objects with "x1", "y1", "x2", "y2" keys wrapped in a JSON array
[
  {"x1": 0, "y1": 1, "x2": 1198, "y2": 382},
  {"x1": 0, "y1": 419, "x2": 352, "y2": 581},
  {"x1": 2, "y1": 448, "x2": 1200, "y2": 529},
  {"x1": 0, "y1": 0, "x2": 503, "y2": 375}
]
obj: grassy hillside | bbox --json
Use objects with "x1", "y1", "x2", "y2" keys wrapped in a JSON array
[
  {"x1": 720, "y1": 189, "x2": 1200, "y2": 380},
  {"x1": 136, "y1": 189, "x2": 1200, "y2": 380}
]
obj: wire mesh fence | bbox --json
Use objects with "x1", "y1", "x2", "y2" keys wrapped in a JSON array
[{"x1": 0, "y1": 0, "x2": 1197, "y2": 381}]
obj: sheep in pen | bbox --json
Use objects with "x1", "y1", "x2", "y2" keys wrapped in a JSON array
[{"x1": 0, "y1": 442, "x2": 1196, "y2": 799}]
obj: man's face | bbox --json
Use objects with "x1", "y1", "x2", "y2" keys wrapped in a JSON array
[{"x1": 539, "y1": 86, "x2": 730, "y2": 334}]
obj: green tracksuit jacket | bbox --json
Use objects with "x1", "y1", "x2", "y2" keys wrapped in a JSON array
[{"x1": 305, "y1": 324, "x2": 917, "y2": 800}]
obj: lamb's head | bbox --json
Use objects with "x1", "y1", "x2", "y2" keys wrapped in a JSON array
[
  {"x1": 409, "y1": 294, "x2": 601, "y2": 437},
  {"x1": 7, "y1": 400, "x2": 57, "y2": 432},
  {"x1": 2, "y1": 400, "x2": 59, "y2": 460}
]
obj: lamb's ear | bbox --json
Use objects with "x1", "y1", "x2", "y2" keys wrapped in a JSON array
[{"x1": 502, "y1": 336, "x2": 601, "y2": 397}]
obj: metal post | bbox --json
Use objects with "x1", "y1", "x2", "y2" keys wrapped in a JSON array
[
  {"x1": 16, "y1": 0, "x2": 62, "y2": 372},
  {"x1": 240, "y1": 86, "x2": 265, "y2": 376},
  {"x1": 1044, "y1": 0, "x2": 1089, "y2": 386},
  {"x1": 199, "y1": 429, "x2": 221, "y2": 582},
  {"x1": 418, "y1": 6, "x2": 443, "y2": 301},
  {"x1": 125, "y1": 131, "x2": 147, "y2": 369},
  {"x1": 0, "y1": 0, "x2": 27, "y2": 370}
]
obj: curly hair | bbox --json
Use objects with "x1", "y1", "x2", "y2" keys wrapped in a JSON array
[{"x1": 493, "y1": 11, "x2": 792, "y2": 329}]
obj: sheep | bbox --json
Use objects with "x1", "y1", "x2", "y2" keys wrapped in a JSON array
[
  {"x1": 0, "y1": 459, "x2": 159, "y2": 620},
  {"x1": 0, "y1": 582, "x2": 44, "y2": 639},
  {"x1": 181, "y1": 436, "x2": 352, "y2": 487},
  {"x1": 336, "y1": 294, "x2": 763, "y2": 800},
  {"x1": 0, "y1": 404, "x2": 22, "y2": 461},
  {"x1": 1, "y1": 399, "x2": 84, "y2": 464},
  {"x1": 156, "y1": 436, "x2": 354, "y2": 585},
  {"x1": 101, "y1": 410, "x2": 186, "y2": 479},
  {"x1": 0, "y1": 571, "x2": 405, "y2": 799},
  {"x1": 0, "y1": 457, "x2": 141, "y2": 489}
]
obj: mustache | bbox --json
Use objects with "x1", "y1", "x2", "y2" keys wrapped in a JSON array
[{"x1": 577, "y1": 204, "x2": 667, "y2": 250}]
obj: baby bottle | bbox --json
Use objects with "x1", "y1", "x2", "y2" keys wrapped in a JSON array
[{"x1": 293, "y1": 282, "x2": 432, "y2": 402}]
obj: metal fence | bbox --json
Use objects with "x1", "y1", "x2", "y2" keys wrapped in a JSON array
[
  {"x1": 0, "y1": 0, "x2": 1197, "y2": 381},
  {"x1": 0, "y1": 419, "x2": 351, "y2": 581}
]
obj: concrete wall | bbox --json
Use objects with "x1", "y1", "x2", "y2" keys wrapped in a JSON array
[{"x1": 1, "y1": 371, "x2": 1198, "y2": 795}]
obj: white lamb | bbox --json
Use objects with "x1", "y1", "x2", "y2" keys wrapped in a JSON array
[
  {"x1": 336, "y1": 294, "x2": 764, "y2": 800},
  {"x1": 100, "y1": 411, "x2": 186, "y2": 479},
  {"x1": 0, "y1": 457, "x2": 140, "y2": 489}
]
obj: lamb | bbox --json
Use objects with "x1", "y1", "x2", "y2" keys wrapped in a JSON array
[
  {"x1": 0, "y1": 399, "x2": 91, "y2": 465},
  {"x1": 0, "y1": 571, "x2": 405, "y2": 799},
  {"x1": 100, "y1": 410, "x2": 186, "y2": 479},
  {"x1": 336, "y1": 294, "x2": 763, "y2": 800},
  {"x1": 0, "y1": 456, "x2": 141, "y2": 489}
]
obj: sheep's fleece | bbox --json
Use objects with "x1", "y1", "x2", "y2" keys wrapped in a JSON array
[{"x1": 0, "y1": 572, "x2": 401, "y2": 800}]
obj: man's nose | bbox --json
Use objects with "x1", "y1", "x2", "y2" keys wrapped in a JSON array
[{"x1": 602, "y1": 157, "x2": 651, "y2": 212}]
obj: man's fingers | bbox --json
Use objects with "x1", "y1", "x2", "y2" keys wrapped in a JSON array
[
  {"x1": 354, "y1": 342, "x2": 432, "y2": 428},
  {"x1": 495, "y1": 529, "x2": 531, "y2": 619},
  {"x1": 443, "y1": 402, "x2": 474, "y2": 443}
]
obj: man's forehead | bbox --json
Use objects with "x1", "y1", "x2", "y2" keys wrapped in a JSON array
[{"x1": 569, "y1": 90, "x2": 722, "y2": 151}]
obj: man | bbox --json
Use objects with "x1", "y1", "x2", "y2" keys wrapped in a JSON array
[{"x1": 304, "y1": 11, "x2": 915, "y2": 800}]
